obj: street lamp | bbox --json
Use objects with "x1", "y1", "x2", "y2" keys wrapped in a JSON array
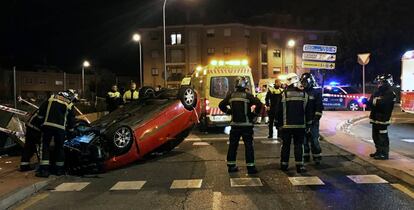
[
  {"x1": 132, "y1": 33, "x2": 143, "y2": 87},
  {"x1": 82, "y1": 60, "x2": 90, "y2": 97},
  {"x1": 287, "y1": 39, "x2": 296, "y2": 73},
  {"x1": 163, "y1": 0, "x2": 168, "y2": 88}
]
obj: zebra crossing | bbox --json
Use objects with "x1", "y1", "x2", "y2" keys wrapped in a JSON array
[{"x1": 51, "y1": 174, "x2": 390, "y2": 192}]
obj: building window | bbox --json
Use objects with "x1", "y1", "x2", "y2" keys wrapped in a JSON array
[
  {"x1": 39, "y1": 79, "x2": 47, "y2": 85},
  {"x1": 170, "y1": 33, "x2": 182, "y2": 45},
  {"x1": 55, "y1": 81, "x2": 63, "y2": 86},
  {"x1": 151, "y1": 68, "x2": 159, "y2": 76},
  {"x1": 168, "y1": 68, "x2": 184, "y2": 81},
  {"x1": 244, "y1": 29, "x2": 250, "y2": 38},
  {"x1": 261, "y1": 48, "x2": 268, "y2": 63},
  {"x1": 169, "y1": 49, "x2": 184, "y2": 63},
  {"x1": 69, "y1": 80, "x2": 75, "y2": 85},
  {"x1": 308, "y1": 34, "x2": 318, "y2": 41},
  {"x1": 272, "y1": 32, "x2": 280, "y2": 39},
  {"x1": 150, "y1": 31, "x2": 160, "y2": 40},
  {"x1": 224, "y1": 47, "x2": 231, "y2": 55},
  {"x1": 273, "y1": 67, "x2": 281, "y2": 74},
  {"x1": 207, "y1": 29, "x2": 215, "y2": 37},
  {"x1": 261, "y1": 32, "x2": 267, "y2": 44},
  {"x1": 24, "y1": 78, "x2": 33, "y2": 84},
  {"x1": 273, "y1": 49, "x2": 281, "y2": 58},
  {"x1": 151, "y1": 50, "x2": 160, "y2": 58},
  {"x1": 207, "y1": 48, "x2": 215, "y2": 55},
  {"x1": 224, "y1": 28, "x2": 231, "y2": 37},
  {"x1": 262, "y1": 65, "x2": 268, "y2": 79}
]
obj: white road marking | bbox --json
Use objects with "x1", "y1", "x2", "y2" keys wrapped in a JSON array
[
  {"x1": 288, "y1": 177, "x2": 325, "y2": 186},
  {"x1": 193, "y1": 142, "x2": 210, "y2": 146},
  {"x1": 212, "y1": 192, "x2": 222, "y2": 210},
  {"x1": 170, "y1": 179, "x2": 203, "y2": 189},
  {"x1": 261, "y1": 140, "x2": 280, "y2": 144},
  {"x1": 227, "y1": 141, "x2": 244, "y2": 145},
  {"x1": 110, "y1": 181, "x2": 146, "y2": 191},
  {"x1": 53, "y1": 182, "x2": 90, "y2": 192},
  {"x1": 185, "y1": 136, "x2": 268, "y2": 141},
  {"x1": 230, "y1": 178, "x2": 263, "y2": 187},
  {"x1": 347, "y1": 175, "x2": 388, "y2": 184},
  {"x1": 401, "y1": 139, "x2": 414, "y2": 143},
  {"x1": 362, "y1": 138, "x2": 374, "y2": 143}
]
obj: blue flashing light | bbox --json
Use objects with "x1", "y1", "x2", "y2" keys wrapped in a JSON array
[{"x1": 329, "y1": 81, "x2": 340, "y2": 86}]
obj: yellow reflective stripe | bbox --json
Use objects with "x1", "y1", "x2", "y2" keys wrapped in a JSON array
[
  {"x1": 20, "y1": 162, "x2": 30, "y2": 165},
  {"x1": 379, "y1": 130, "x2": 388, "y2": 134},
  {"x1": 315, "y1": 112, "x2": 323, "y2": 116},
  {"x1": 370, "y1": 119, "x2": 391, "y2": 124},
  {"x1": 43, "y1": 122, "x2": 66, "y2": 130},
  {"x1": 281, "y1": 162, "x2": 289, "y2": 165},
  {"x1": 307, "y1": 121, "x2": 313, "y2": 125},
  {"x1": 40, "y1": 160, "x2": 50, "y2": 165},
  {"x1": 282, "y1": 125, "x2": 306, "y2": 129},
  {"x1": 55, "y1": 162, "x2": 65, "y2": 166},
  {"x1": 246, "y1": 163, "x2": 255, "y2": 166},
  {"x1": 227, "y1": 161, "x2": 236, "y2": 165},
  {"x1": 44, "y1": 97, "x2": 54, "y2": 127},
  {"x1": 229, "y1": 98, "x2": 250, "y2": 103}
]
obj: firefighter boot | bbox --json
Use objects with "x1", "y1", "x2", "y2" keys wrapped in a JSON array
[
  {"x1": 228, "y1": 165, "x2": 239, "y2": 173},
  {"x1": 35, "y1": 165, "x2": 50, "y2": 178},
  {"x1": 296, "y1": 165, "x2": 307, "y2": 173},
  {"x1": 247, "y1": 166, "x2": 258, "y2": 174}
]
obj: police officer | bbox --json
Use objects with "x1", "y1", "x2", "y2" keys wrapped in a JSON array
[
  {"x1": 106, "y1": 84, "x2": 121, "y2": 112},
  {"x1": 36, "y1": 90, "x2": 76, "y2": 177},
  {"x1": 276, "y1": 73, "x2": 311, "y2": 173},
  {"x1": 20, "y1": 110, "x2": 43, "y2": 171},
  {"x1": 265, "y1": 79, "x2": 283, "y2": 138},
  {"x1": 255, "y1": 85, "x2": 268, "y2": 124},
  {"x1": 123, "y1": 82, "x2": 139, "y2": 103},
  {"x1": 300, "y1": 73, "x2": 324, "y2": 164},
  {"x1": 364, "y1": 74, "x2": 396, "y2": 160},
  {"x1": 219, "y1": 77, "x2": 262, "y2": 174}
]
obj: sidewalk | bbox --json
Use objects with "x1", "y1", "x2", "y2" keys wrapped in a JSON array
[
  {"x1": 0, "y1": 156, "x2": 51, "y2": 209},
  {"x1": 320, "y1": 111, "x2": 414, "y2": 186}
]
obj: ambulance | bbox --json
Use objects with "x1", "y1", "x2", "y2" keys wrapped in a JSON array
[
  {"x1": 401, "y1": 51, "x2": 414, "y2": 114},
  {"x1": 181, "y1": 59, "x2": 256, "y2": 129}
]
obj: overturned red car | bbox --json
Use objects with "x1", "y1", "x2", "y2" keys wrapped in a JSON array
[{"x1": 64, "y1": 87, "x2": 200, "y2": 174}]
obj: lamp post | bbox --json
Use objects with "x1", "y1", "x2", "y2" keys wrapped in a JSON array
[
  {"x1": 82, "y1": 60, "x2": 90, "y2": 98},
  {"x1": 163, "y1": 0, "x2": 168, "y2": 88},
  {"x1": 132, "y1": 33, "x2": 143, "y2": 87},
  {"x1": 287, "y1": 39, "x2": 296, "y2": 73}
]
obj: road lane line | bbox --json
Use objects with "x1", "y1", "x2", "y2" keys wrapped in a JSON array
[
  {"x1": 230, "y1": 178, "x2": 263, "y2": 187},
  {"x1": 14, "y1": 192, "x2": 49, "y2": 210},
  {"x1": 170, "y1": 179, "x2": 203, "y2": 189},
  {"x1": 347, "y1": 175, "x2": 388, "y2": 184},
  {"x1": 212, "y1": 192, "x2": 222, "y2": 210},
  {"x1": 52, "y1": 182, "x2": 90, "y2": 192},
  {"x1": 401, "y1": 139, "x2": 414, "y2": 143},
  {"x1": 288, "y1": 177, "x2": 325, "y2": 186},
  {"x1": 185, "y1": 136, "x2": 268, "y2": 141},
  {"x1": 193, "y1": 142, "x2": 210, "y2": 146},
  {"x1": 110, "y1": 181, "x2": 146, "y2": 191},
  {"x1": 391, "y1": 184, "x2": 414, "y2": 199}
]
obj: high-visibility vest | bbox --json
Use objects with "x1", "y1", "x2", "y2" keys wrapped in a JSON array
[{"x1": 123, "y1": 90, "x2": 139, "y2": 102}]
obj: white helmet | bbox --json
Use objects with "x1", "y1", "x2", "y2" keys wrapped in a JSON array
[{"x1": 285, "y1": 73, "x2": 299, "y2": 86}]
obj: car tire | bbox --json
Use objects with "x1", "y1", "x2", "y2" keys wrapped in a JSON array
[
  {"x1": 348, "y1": 101, "x2": 360, "y2": 111},
  {"x1": 111, "y1": 126, "x2": 134, "y2": 155},
  {"x1": 178, "y1": 87, "x2": 197, "y2": 111},
  {"x1": 0, "y1": 133, "x2": 21, "y2": 155},
  {"x1": 139, "y1": 86, "x2": 156, "y2": 98}
]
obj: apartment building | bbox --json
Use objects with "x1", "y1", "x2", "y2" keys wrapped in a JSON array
[{"x1": 139, "y1": 23, "x2": 336, "y2": 87}]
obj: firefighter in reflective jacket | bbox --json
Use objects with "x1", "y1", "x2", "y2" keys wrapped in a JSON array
[
  {"x1": 276, "y1": 73, "x2": 311, "y2": 173},
  {"x1": 123, "y1": 82, "x2": 139, "y2": 103},
  {"x1": 106, "y1": 84, "x2": 121, "y2": 112},
  {"x1": 20, "y1": 110, "x2": 43, "y2": 171},
  {"x1": 300, "y1": 73, "x2": 324, "y2": 164},
  {"x1": 219, "y1": 76, "x2": 262, "y2": 174},
  {"x1": 363, "y1": 74, "x2": 396, "y2": 160},
  {"x1": 265, "y1": 79, "x2": 283, "y2": 138},
  {"x1": 36, "y1": 90, "x2": 77, "y2": 177}
]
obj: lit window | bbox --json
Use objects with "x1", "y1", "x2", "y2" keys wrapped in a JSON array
[
  {"x1": 151, "y1": 68, "x2": 159, "y2": 76},
  {"x1": 224, "y1": 28, "x2": 231, "y2": 37},
  {"x1": 207, "y1": 48, "x2": 215, "y2": 55},
  {"x1": 273, "y1": 49, "x2": 281, "y2": 58},
  {"x1": 55, "y1": 81, "x2": 63, "y2": 86},
  {"x1": 244, "y1": 29, "x2": 250, "y2": 38},
  {"x1": 39, "y1": 79, "x2": 47, "y2": 85},
  {"x1": 224, "y1": 47, "x2": 231, "y2": 55},
  {"x1": 170, "y1": 33, "x2": 182, "y2": 45},
  {"x1": 273, "y1": 67, "x2": 281, "y2": 74},
  {"x1": 207, "y1": 29, "x2": 215, "y2": 37}
]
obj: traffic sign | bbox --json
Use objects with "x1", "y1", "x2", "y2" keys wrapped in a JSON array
[
  {"x1": 358, "y1": 53, "x2": 371, "y2": 65},
  {"x1": 302, "y1": 61, "x2": 335, "y2": 70},
  {"x1": 303, "y1": 44, "x2": 337, "y2": 54},
  {"x1": 302, "y1": 53, "x2": 336, "y2": 62}
]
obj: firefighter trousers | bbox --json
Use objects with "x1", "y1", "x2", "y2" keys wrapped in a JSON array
[
  {"x1": 268, "y1": 112, "x2": 277, "y2": 137},
  {"x1": 304, "y1": 120, "x2": 322, "y2": 160},
  {"x1": 20, "y1": 127, "x2": 41, "y2": 166},
  {"x1": 40, "y1": 127, "x2": 65, "y2": 169},
  {"x1": 372, "y1": 123, "x2": 389, "y2": 156},
  {"x1": 280, "y1": 128, "x2": 305, "y2": 167},
  {"x1": 227, "y1": 126, "x2": 255, "y2": 167}
]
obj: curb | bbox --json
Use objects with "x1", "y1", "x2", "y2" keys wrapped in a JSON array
[
  {"x1": 326, "y1": 113, "x2": 414, "y2": 186},
  {"x1": 0, "y1": 178, "x2": 55, "y2": 210}
]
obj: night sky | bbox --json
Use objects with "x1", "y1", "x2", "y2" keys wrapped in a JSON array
[{"x1": 1, "y1": 0, "x2": 414, "y2": 82}]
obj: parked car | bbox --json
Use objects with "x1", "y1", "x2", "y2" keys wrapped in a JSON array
[
  {"x1": 323, "y1": 86, "x2": 370, "y2": 111},
  {"x1": 64, "y1": 86, "x2": 200, "y2": 174}
]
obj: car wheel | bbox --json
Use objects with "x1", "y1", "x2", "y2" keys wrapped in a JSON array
[
  {"x1": 178, "y1": 87, "x2": 197, "y2": 111},
  {"x1": 0, "y1": 134, "x2": 21, "y2": 155},
  {"x1": 348, "y1": 101, "x2": 360, "y2": 111},
  {"x1": 112, "y1": 126, "x2": 133, "y2": 155},
  {"x1": 139, "y1": 86, "x2": 156, "y2": 98}
]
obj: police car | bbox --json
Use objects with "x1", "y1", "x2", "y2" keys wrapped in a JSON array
[{"x1": 322, "y1": 85, "x2": 370, "y2": 111}]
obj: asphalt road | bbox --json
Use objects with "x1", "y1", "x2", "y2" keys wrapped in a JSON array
[
  {"x1": 14, "y1": 125, "x2": 414, "y2": 210},
  {"x1": 350, "y1": 110, "x2": 414, "y2": 159}
]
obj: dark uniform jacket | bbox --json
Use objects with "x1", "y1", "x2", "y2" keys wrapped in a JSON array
[
  {"x1": 38, "y1": 95, "x2": 76, "y2": 131},
  {"x1": 367, "y1": 86, "x2": 396, "y2": 125},
  {"x1": 305, "y1": 87, "x2": 324, "y2": 122},
  {"x1": 106, "y1": 91, "x2": 121, "y2": 111},
  {"x1": 219, "y1": 89, "x2": 262, "y2": 126},
  {"x1": 276, "y1": 86, "x2": 312, "y2": 129},
  {"x1": 26, "y1": 110, "x2": 43, "y2": 132},
  {"x1": 265, "y1": 86, "x2": 283, "y2": 112}
]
